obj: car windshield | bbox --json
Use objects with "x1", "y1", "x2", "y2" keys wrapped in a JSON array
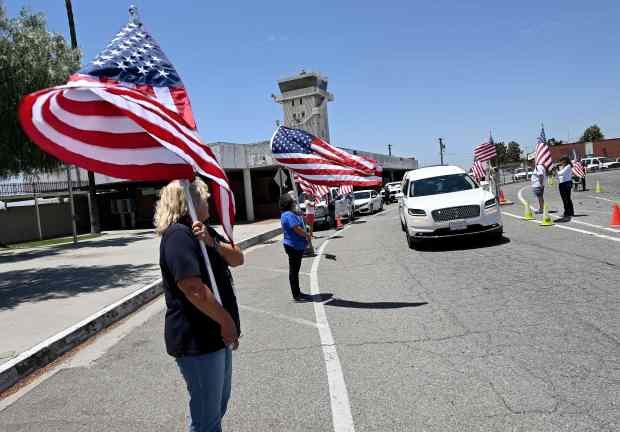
[
  {"x1": 409, "y1": 174, "x2": 477, "y2": 197},
  {"x1": 354, "y1": 191, "x2": 371, "y2": 200},
  {"x1": 598, "y1": 157, "x2": 611, "y2": 163}
]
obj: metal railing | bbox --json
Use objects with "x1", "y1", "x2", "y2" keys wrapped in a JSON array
[{"x1": 0, "y1": 181, "x2": 89, "y2": 197}]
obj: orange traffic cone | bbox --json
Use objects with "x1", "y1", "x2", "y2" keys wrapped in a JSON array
[
  {"x1": 335, "y1": 215, "x2": 343, "y2": 230},
  {"x1": 609, "y1": 204, "x2": 620, "y2": 228},
  {"x1": 498, "y1": 190, "x2": 513, "y2": 205}
]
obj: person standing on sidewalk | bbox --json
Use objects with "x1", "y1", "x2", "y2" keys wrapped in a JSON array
[
  {"x1": 304, "y1": 196, "x2": 316, "y2": 240},
  {"x1": 155, "y1": 178, "x2": 244, "y2": 432},
  {"x1": 557, "y1": 157, "x2": 575, "y2": 219},
  {"x1": 531, "y1": 163, "x2": 547, "y2": 213},
  {"x1": 280, "y1": 192, "x2": 310, "y2": 301}
]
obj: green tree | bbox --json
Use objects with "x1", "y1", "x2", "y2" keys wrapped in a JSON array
[
  {"x1": 0, "y1": 2, "x2": 80, "y2": 176},
  {"x1": 506, "y1": 141, "x2": 521, "y2": 162},
  {"x1": 547, "y1": 138, "x2": 564, "y2": 146},
  {"x1": 580, "y1": 124, "x2": 604, "y2": 142},
  {"x1": 494, "y1": 141, "x2": 507, "y2": 164}
]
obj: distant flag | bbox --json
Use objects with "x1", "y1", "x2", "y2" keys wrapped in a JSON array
[
  {"x1": 271, "y1": 126, "x2": 382, "y2": 186},
  {"x1": 572, "y1": 159, "x2": 586, "y2": 177},
  {"x1": 535, "y1": 124, "x2": 553, "y2": 170},
  {"x1": 339, "y1": 185, "x2": 353, "y2": 195},
  {"x1": 470, "y1": 160, "x2": 486, "y2": 181},
  {"x1": 473, "y1": 132, "x2": 497, "y2": 162},
  {"x1": 18, "y1": 9, "x2": 235, "y2": 240},
  {"x1": 294, "y1": 174, "x2": 329, "y2": 204}
]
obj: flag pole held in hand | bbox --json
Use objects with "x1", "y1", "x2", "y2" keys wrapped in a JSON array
[{"x1": 182, "y1": 179, "x2": 222, "y2": 305}]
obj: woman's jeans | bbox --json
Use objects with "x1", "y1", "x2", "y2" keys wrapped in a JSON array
[
  {"x1": 176, "y1": 348, "x2": 232, "y2": 432},
  {"x1": 559, "y1": 181, "x2": 575, "y2": 217},
  {"x1": 284, "y1": 244, "x2": 304, "y2": 298}
]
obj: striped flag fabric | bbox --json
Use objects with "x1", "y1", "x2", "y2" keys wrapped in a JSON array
[
  {"x1": 271, "y1": 126, "x2": 382, "y2": 186},
  {"x1": 572, "y1": 160, "x2": 586, "y2": 177},
  {"x1": 473, "y1": 142, "x2": 497, "y2": 162},
  {"x1": 470, "y1": 160, "x2": 486, "y2": 181},
  {"x1": 294, "y1": 174, "x2": 329, "y2": 203},
  {"x1": 18, "y1": 13, "x2": 235, "y2": 240},
  {"x1": 535, "y1": 125, "x2": 552, "y2": 170},
  {"x1": 339, "y1": 185, "x2": 353, "y2": 195}
]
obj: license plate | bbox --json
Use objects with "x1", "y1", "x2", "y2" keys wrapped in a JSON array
[{"x1": 449, "y1": 220, "x2": 467, "y2": 231}]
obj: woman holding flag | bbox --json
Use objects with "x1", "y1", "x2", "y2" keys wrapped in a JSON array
[
  {"x1": 556, "y1": 157, "x2": 575, "y2": 219},
  {"x1": 155, "y1": 179, "x2": 243, "y2": 431}
]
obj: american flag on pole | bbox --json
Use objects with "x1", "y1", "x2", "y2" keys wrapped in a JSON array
[
  {"x1": 271, "y1": 126, "x2": 382, "y2": 186},
  {"x1": 572, "y1": 159, "x2": 586, "y2": 177},
  {"x1": 18, "y1": 11, "x2": 235, "y2": 240},
  {"x1": 535, "y1": 125, "x2": 552, "y2": 170},
  {"x1": 473, "y1": 140, "x2": 497, "y2": 163},
  {"x1": 294, "y1": 174, "x2": 329, "y2": 204},
  {"x1": 470, "y1": 160, "x2": 486, "y2": 181}
]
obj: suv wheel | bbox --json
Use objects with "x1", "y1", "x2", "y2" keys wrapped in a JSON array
[{"x1": 405, "y1": 230, "x2": 417, "y2": 249}]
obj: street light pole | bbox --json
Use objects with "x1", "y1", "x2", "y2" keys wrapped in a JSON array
[{"x1": 65, "y1": 0, "x2": 100, "y2": 234}]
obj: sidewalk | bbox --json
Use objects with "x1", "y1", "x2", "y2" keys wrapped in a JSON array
[{"x1": 0, "y1": 220, "x2": 281, "y2": 367}]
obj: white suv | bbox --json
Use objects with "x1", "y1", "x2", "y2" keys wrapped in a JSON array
[{"x1": 398, "y1": 165, "x2": 503, "y2": 249}]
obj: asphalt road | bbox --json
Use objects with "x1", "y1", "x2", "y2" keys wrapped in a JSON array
[{"x1": 1, "y1": 173, "x2": 619, "y2": 431}]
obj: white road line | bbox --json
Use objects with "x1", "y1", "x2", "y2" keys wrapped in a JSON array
[
  {"x1": 502, "y1": 211, "x2": 620, "y2": 243},
  {"x1": 311, "y1": 226, "x2": 355, "y2": 432},
  {"x1": 238, "y1": 305, "x2": 324, "y2": 329},
  {"x1": 517, "y1": 185, "x2": 620, "y2": 233},
  {"x1": 587, "y1": 195, "x2": 619, "y2": 203}
]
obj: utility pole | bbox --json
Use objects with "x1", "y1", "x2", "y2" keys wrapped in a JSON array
[
  {"x1": 65, "y1": 0, "x2": 100, "y2": 234},
  {"x1": 439, "y1": 138, "x2": 445, "y2": 165},
  {"x1": 387, "y1": 144, "x2": 392, "y2": 156}
]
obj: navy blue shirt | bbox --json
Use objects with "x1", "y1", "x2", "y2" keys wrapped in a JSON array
[
  {"x1": 281, "y1": 210, "x2": 307, "y2": 251},
  {"x1": 159, "y1": 223, "x2": 240, "y2": 357}
]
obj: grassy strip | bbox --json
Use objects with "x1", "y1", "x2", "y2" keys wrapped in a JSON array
[{"x1": 10, "y1": 233, "x2": 102, "y2": 249}]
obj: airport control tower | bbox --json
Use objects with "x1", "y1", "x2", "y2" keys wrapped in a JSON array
[{"x1": 273, "y1": 70, "x2": 334, "y2": 143}]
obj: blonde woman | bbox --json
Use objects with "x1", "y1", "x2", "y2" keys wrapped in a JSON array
[{"x1": 154, "y1": 178, "x2": 244, "y2": 432}]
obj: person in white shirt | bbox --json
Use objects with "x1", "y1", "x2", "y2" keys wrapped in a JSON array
[
  {"x1": 304, "y1": 197, "x2": 316, "y2": 239},
  {"x1": 530, "y1": 164, "x2": 547, "y2": 213},
  {"x1": 556, "y1": 157, "x2": 575, "y2": 218}
]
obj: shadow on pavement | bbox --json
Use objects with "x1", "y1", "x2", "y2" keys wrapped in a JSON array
[
  {"x1": 351, "y1": 220, "x2": 367, "y2": 224},
  {"x1": 325, "y1": 298, "x2": 428, "y2": 309},
  {"x1": 0, "y1": 263, "x2": 158, "y2": 311},
  {"x1": 0, "y1": 233, "x2": 154, "y2": 265},
  {"x1": 416, "y1": 235, "x2": 510, "y2": 252}
]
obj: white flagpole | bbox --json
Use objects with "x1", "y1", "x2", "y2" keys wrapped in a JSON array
[{"x1": 182, "y1": 179, "x2": 222, "y2": 305}]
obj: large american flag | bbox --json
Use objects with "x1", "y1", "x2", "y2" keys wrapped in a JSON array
[
  {"x1": 535, "y1": 125, "x2": 552, "y2": 170},
  {"x1": 19, "y1": 14, "x2": 235, "y2": 240},
  {"x1": 271, "y1": 126, "x2": 382, "y2": 186},
  {"x1": 294, "y1": 174, "x2": 329, "y2": 204},
  {"x1": 473, "y1": 137, "x2": 497, "y2": 163}
]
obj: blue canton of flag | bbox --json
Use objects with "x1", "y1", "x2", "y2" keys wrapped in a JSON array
[
  {"x1": 537, "y1": 125, "x2": 547, "y2": 145},
  {"x1": 271, "y1": 127, "x2": 314, "y2": 154},
  {"x1": 80, "y1": 21, "x2": 180, "y2": 88}
]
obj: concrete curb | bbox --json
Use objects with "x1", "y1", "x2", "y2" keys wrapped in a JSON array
[{"x1": 0, "y1": 227, "x2": 282, "y2": 394}]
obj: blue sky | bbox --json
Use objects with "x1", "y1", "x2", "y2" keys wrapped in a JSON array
[{"x1": 6, "y1": 0, "x2": 620, "y2": 167}]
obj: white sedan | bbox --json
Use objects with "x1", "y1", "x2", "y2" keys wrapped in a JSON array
[
  {"x1": 398, "y1": 165, "x2": 503, "y2": 249},
  {"x1": 353, "y1": 190, "x2": 383, "y2": 215}
]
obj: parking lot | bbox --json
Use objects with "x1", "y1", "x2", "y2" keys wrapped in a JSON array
[{"x1": 1, "y1": 170, "x2": 618, "y2": 431}]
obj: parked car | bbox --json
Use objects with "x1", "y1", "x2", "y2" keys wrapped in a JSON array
[
  {"x1": 353, "y1": 190, "x2": 383, "y2": 215},
  {"x1": 597, "y1": 157, "x2": 620, "y2": 169},
  {"x1": 333, "y1": 189, "x2": 354, "y2": 221},
  {"x1": 298, "y1": 196, "x2": 330, "y2": 227},
  {"x1": 398, "y1": 165, "x2": 503, "y2": 249},
  {"x1": 512, "y1": 168, "x2": 529, "y2": 182},
  {"x1": 579, "y1": 157, "x2": 620, "y2": 171},
  {"x1": 385, "y1": 181, "x2": 402, "y2": 202}
]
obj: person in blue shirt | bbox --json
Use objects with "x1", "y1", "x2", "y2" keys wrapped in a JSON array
[{"x1": 279, "y1": 192, "x2": 310, "y2": 301}]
